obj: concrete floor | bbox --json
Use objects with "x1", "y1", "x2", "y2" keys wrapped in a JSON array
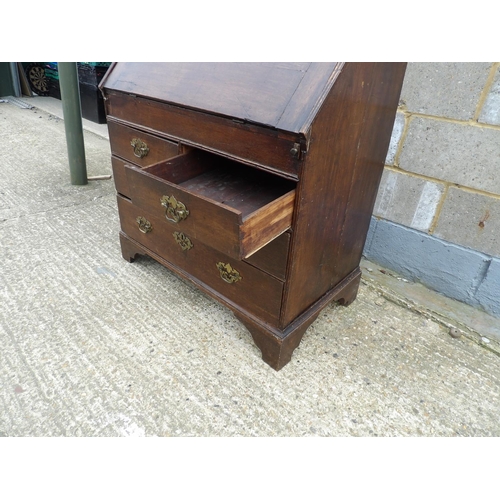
[{"x1": 1, "y1": 97, "x2": 500, "y2": 437}]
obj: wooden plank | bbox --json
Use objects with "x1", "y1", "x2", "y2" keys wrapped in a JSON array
[
  {"x1": 240, "y1": 190, "x2": 295, "y2": 258},
  {"x1": 179, "y1": 168, "x2": 250, "y2": 204},
  {"x1": 178, "y1": 161, "x2": 295, "y2": 216},
  {"x1": 147, "y1": 151, "x2": 213, "y2": 185}
]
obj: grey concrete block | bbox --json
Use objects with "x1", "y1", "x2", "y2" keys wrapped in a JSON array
[
  {"x1": 365, "y1": 216, "x2": 377, "y2": 254},
  {"x1": 400, "y1": 62, "x2": 492, "y2": 120},
  {"x1": 374, "y1": 169, "x2": 444, "y2": 232},
  {"x1": 479, "y1": 66, "x2": 500, "y2": 126},
  {"x1": 475, "y1": 259, "x2": 500, "y2": 317},
  {"x1": 434, "y1": 187, "x2": 500, "y2": 259},
  {"x1": 399, "y1": 117, "x2": 500, "y2": 195},
  {"x1": 363, "y1": 218, "x2": 491, "y2": 306},
  {"x1": 385, "y1": 112, "x2": 405, "y2": 165}
]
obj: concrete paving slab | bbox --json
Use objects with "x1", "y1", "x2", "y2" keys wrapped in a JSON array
[
  {"x1": 1, "y1": 101, "x2": 500, "y2": 437},
  {"x1": 13, "y1": 95, "x2": 109, "y2": 139}
]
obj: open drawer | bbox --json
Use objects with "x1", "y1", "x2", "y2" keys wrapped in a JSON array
[{"x1": 124, "y1": 149, "x2": 296, "y2": 260}]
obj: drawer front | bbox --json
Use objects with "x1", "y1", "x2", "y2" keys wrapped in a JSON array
[
  {"x1": 111, "y1": 156, "x2": 132, "y2": 198},
  {"x1": 244, "y1": 231, "x2": 290, "y2": 281},
  {"x1": 105, "y1": 91, "x2": 302, "y2": 179},
  {"x1": 108, "y1": 120, "x2": 179, "y2": 167},
  {"x1": 125, "y1": 161, "x2": 242, "y2": 259},
  {"x1": 117, "y1": 196, "x2": 283, "y2": 326}
]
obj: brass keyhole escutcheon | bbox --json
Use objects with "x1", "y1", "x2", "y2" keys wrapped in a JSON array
[
  {"x1": 173, "y1": 232, "x2": 193, "y2": 251},
  {"x1": 290, "y1": 142, "x2": 301, "y2": 158},
  {"x1": 160, "y1": 195, "x2": 189, "y2": 223},
  {"x1": 130, "y1": 138, "x2": 149, "y2": 158},
  {"x1": 216, "y1": 262, "x2": 242, "y2": 284},
  {"x1": 136, "y1": 216, "x2": 152, "y2": 233}
]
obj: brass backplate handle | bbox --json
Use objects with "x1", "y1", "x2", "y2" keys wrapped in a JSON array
[
  {"x1": 173, "y1": 232, "x2": 193, "y2": 251},
  {"x1": 160, "y1": 195, "x2": 189, "y2": 223},
  {"x1": 130, "y1": 138, "x2": 149, "y2": 158},
  {"x1": 136, "y1": 216, "x2": 152, "y2": 233},
  {"x1": 216, "y1": 262, "x2": 242, "y2": 284}
]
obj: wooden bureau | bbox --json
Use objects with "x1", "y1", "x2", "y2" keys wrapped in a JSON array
[{"x1": 99, "y1": 62, "x2": 406, "y2": 370}]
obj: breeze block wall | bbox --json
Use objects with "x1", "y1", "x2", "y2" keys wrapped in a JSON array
[{"x1": 363, "y1": 62, "x2": 500, "y2": 318}]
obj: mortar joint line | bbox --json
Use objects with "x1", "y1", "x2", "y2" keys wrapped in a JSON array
[
  {"x1": 382, "y1": 165, "x2": 447, "y2": 187},
  {"x1": 444, "y1": 184, "x2": 500, "y2": 200},
  {"x1": 471, "y1": 258, "x2": 492, "y2": 297},
  {"x1": 398, "y1": 109, "x2": 500, "y2": 131},
  {"x1": 428, "y1": 183, "x2": 450, "y2": 235},
  {"x1": 379, "y1": 165, "x2": 500, "y2": 233},
  {"x1": 383, "y1": 164, "x2": 500, "y2": 201},
  {"x1": 392, "y1": 112, "x2": 413, "y2": 168},
  {"x1": 473, "y1": 62, "x2": 500, "y2": 122}
]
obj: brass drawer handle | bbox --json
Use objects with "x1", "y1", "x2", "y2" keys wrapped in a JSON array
[
  {"x1": 216, "y1": 262, "x2": 242, "y2": 284},
  {"x1": 160, "y1": 195, "x2": 189, "y2": 223},
  {"x1": 130, "y1": 138, "x2": 149, "y2": 158},
  {"x1": 173, "y1": 232, "x2": 193, "y2": 251},
  {"x1": 136, "y1": 216, "x2": 152, "y2": 233}
]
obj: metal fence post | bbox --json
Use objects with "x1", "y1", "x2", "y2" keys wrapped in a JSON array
[{"x1": 58, "y1": 62, "x2": 87, "y2": 185}]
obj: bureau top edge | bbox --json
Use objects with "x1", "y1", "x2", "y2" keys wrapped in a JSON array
[{"x1": 99, "y1": 62, "x2": 344, "y2": 136}]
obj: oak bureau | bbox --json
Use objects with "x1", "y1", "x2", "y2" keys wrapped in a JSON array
[{"x1": 99, "y1": 62, "x2": 406, "y2": 370}]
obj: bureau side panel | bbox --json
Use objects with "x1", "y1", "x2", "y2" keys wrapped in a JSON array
[{"x1": 281, "y1": 62, "x2": 407, "y2": 327}]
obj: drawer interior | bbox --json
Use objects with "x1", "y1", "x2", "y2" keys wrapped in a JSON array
[{"x1": 145, "y1": 149, "x2": 296, "y2": 221}]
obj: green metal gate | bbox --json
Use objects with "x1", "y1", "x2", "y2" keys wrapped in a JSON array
[{"x1": 0, "y1": 62, "x2": 20, "y2": 97}]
